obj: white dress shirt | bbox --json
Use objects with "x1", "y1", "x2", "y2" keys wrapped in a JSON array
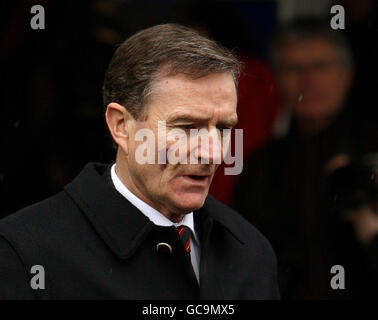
[{"x1": 110, "y1": 164, "x2": 201, "y2": 283}]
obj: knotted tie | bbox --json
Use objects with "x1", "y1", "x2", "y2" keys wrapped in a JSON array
[{"x1": 176, "y1": 225, "x2": 191, "y2": 254}]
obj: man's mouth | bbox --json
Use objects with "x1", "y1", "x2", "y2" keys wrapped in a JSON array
[
  {"x1": 182, "y1": 174, "x2": 210, "y2": 186},
  {"x1": 188, "y1": 175, "x2": 206, "y2": 180}
]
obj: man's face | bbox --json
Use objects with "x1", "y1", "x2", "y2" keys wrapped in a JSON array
[
  {"x1": 276, "y1": 37, "x2": 352, "y2": 121},
  {"x1": 125, "y1": 72, "x2": 237, "y2": 219}
]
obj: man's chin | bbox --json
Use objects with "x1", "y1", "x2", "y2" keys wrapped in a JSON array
[{"x1": 173, "y1": 192, "x2": 208, "y2": 213}]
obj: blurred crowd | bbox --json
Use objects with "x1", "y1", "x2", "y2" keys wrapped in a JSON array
[
  {"x1": 1, "y1": 0, "x2": 377, "y2": 299},
  {"x1": 234, "y1": 17, "x2": 378, "y2": 299}
]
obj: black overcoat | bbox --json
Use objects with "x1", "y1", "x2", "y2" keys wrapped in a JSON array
[{"x1": 0, "y1": 163, "x2": 279, "y2": 299}]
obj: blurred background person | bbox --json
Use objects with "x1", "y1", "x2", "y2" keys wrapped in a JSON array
[{"x1": 233, "y1": 18, "x2": 378, "y2": 299}]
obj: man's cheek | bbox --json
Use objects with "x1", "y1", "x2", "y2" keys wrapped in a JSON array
[
  {"x1": 133, "y1": 129, "x2": 157, "y2": 164},
  {"x1": 166, "y1": 129, "x2": 188, "y2": 165}
]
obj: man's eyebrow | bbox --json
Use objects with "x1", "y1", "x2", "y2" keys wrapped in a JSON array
[
  {"x1": 166, "y1": 113, "x2": 212, "y2": 123},
  {"x1": 167, "y1": 113, "x2": 238, "y2": 128}
]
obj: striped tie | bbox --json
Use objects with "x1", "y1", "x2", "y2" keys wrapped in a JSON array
[{"x1": 177, "y1": 225, "x2": 191, "y2": 254}]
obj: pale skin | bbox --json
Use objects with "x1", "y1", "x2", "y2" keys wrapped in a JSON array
[{"x1": 105, "y1": 72, "x2": 238, "y2": 222}]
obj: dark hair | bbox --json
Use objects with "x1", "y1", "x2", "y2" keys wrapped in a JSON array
[
  {"x1": 269, "y1": 18, "x2": 353, "y2": 71},
  {"x1": 102, "y1": 23, "x2": 241, "y2": 119}
]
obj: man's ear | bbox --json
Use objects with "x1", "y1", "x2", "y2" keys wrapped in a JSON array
[{"x1": 105, "y1": 102, "x2": 134, "y2": 155}]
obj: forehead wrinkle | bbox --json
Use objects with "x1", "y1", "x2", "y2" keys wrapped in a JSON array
[
  {"x1": 154, "y1": 73, "x2": 236, "y2": 102},
  {"x1": 147, "y1": 73, "x2": 237, "y2": 123},
  {"x1": 162, "y1": 90, "x2": 234, "y2": 121}
]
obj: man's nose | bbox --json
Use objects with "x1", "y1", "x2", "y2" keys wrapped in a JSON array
[{"x1": 196, "y1": 128, "x2": 222, "y2": 164}]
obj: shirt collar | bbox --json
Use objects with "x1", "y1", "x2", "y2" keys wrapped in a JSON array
[
  {"x1": 64, "y1": 163, "x2": 243, "y2": 260},
  {"x1": 110, "y1": 163, "x2": 198, "y2": 243}
]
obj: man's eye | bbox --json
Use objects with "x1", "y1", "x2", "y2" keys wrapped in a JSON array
[
  {"x1": 217, "y1": 126, "x2": 232, "y2": 131},
  {"x1": 179, "y1": 124, "x2": 196, "y2": 130}
]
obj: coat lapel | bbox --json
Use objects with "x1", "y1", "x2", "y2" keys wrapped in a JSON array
[
  {"x1": 64, "y1": 162, "x2": 155, "y2": 260},
  {"x1": 64, "y1": 162, "x2": 246, "y2": 299},
  {"x1": 194, "y1": 196, "x2": 245, "y2": 299}
]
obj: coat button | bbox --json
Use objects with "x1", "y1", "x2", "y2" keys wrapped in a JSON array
[{"x1": 156, "y1": 242, "x2": 173, "y2": 254}]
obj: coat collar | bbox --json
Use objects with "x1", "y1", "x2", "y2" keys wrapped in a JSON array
[{"x1": 64, "y1": 162, "x2": 244, "y2": 260}]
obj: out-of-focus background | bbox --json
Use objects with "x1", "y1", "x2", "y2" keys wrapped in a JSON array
[{"x1": 1, "y1": 0, "x2": 377, "y2": 299}]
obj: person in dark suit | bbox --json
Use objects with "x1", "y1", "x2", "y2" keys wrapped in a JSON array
[{"x1": 0, "y1": 24, "x2": 279, "y2": 299}]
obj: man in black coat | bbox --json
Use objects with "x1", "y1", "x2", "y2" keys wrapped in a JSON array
[{"x1": 0, "y1": 24, "x2": 279, "y2": 299}]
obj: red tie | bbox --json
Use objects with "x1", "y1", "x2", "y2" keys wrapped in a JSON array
[{"x1": 177, "y1": 225, "x2": 191, "y2": 254}]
